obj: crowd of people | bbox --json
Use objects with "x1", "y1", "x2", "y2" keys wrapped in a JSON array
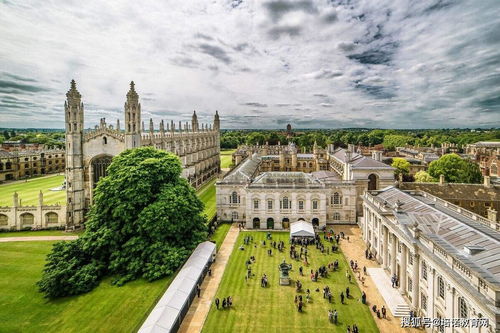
[
  {"x1": 213, "y1": 227, "x2": 394, "y2": 332},
  {"x1": 214, "y1": 296, "x2": 233, "y2": 310}
]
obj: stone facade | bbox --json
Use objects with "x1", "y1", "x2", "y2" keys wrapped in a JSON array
[
  {"x1": 65, "y1": 80, "x2": 221, "y2": 227},
  {"x1": 0, "y1": 191, "x2": 66, "y2": 230},
  {"x1": 0, "y1": 150, "x2": 65, "y2": 182},
  {"x1": 361, "y1": 187, "x2": 500, "y2": 332},
  {"x1": 217, "y1": 144, "x2": 394, "y2": 229}
]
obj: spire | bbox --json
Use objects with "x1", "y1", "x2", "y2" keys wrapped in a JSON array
[
  {"x1": 213, "y1": 110, "x2": 220, "y2": 131},
  {"x1": 142, "y1": 121, "x2": 145, "y2": 132},
  {"x1": 192, "y1": 110, "x2": 199, "y2": 131},
  {"x1": 149, "y1": 118, "x2": 154, "y2": 132},
  {"x1": 116, "y1": 119, "x2": 120, "y2": 131},
  {"x1": 66, "y1": 79, "x2": 82, "y2": 108},
  {"x1": 160, "y1": 120, "x2": 165, "y2": 133}
]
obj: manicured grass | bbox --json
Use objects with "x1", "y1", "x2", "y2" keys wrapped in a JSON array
[
  {"x1": 0, "y1": 241, "x2": 173, "y2": 333},
  {"x1": 220, "y1": 149, "x2": 235, "y2": 169},
  {"x1": 0, "y1": 174, "x2": 66, "y2": 206},
  {"x1": 0, "y1": 230, "x2": 82, "y2": 238},
  {"x1": 210, "y1": 223, "x2": 232, "y2": 250},
  {"x1": 203, "y1": 232, "x2": 378, "y2": 333},
  {"x1": 197, "y1": 178, "x2": 217, "y2": 221}
]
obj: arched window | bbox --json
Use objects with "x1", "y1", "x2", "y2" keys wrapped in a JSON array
[
  {"x1": 333, "y1": 212, "x2": 341, "y2": 221},
  {"x1": 103, "y1": 136, "x2": 108, "y2": 145},
  {"x1": 309, "y1": 162, "x2": 313, "y2": 168},
  {"x1": 45, "y1": 212, "x2": 58, "y2": 224},
  {"x1": 459, "y1": 297, "x2": 468, "y2": 318},
  {"x1": 5, "y1": 161, "x2": 12, "y2": 170},
  {"x1": 231, "y1": 191, "x2": 239, "y2": 204},
  {"x1": 302, "y1": 162, "x2": 306, "y2": 167},
  {"x1": 333, "y1": 192, "x2": 341, "y2": 205},
  {"x1": 0, "y1": 214, "x2": 7, "y2": 225},
  {"x1": 437, "y1": 276, "x2": 445, "y2": 299},
  {"x1": 20, "y1": 213, "x2": 34, "y2": 225},
  {"x1": 91, "y1": 155, "x2": 113, "y2": 187},
  {"x1": 368, "y1": 174, "x2": 378, "y2": 191}
]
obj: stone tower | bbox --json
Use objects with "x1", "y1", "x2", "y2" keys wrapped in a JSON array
[
  {"x1": 213, "y1": 110, "x2": 220, "y2": 131},
  {"x1": 65, "y1": 80, "x2": 85, "y2": 227},
  {"x1": 124, "y1": 81, "x2": 142, "y2": 149},
  {"x1": 192, "y1": 111, "x2": 199, "y2": 132}
]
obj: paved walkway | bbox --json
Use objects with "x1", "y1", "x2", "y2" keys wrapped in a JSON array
[
  {"x1": 0, "y1": 236, "x2": 78, "y2": 242},
  {"x1": 334, "y1": 225, "x2": 419, "y2": 333},
  {"x1": 368, "y1": 268, "x2": 410, "y2": 317},
  {"x1": 178, "y1": 223, "x2": 240, "y2": 333}
]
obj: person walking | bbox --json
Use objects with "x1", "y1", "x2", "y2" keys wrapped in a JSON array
[
  {"x1": 382, "y1": 305, "x2": 387, "y2": 319},
  {"x1": 334, "y1": 310, "x2": 338, "y2": 324},
  {"x1": 215, "y1": 298, "x2": 220, "y2": 309},
  {"x1": 196, "y1": 284, "x2": 201, "y2": 298},
  {"x1": 340, "y1": 292, "x2": 345, "y2": 304}
]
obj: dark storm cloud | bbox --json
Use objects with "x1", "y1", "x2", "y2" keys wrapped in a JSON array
[
  {"x1": 241, "y1": 102, "x2": 268, "y2": 107},
  {"x1": 354, "y1": 83, "x2": 396, "y2": 99},
  {"x1": 0, "y1": 79, "x2": 50, "y2": 93},
  {"x1": 264, "y1": 0, "x2": 317, "y2": 21},
  {"x1": 198, "y1": 43, "x2": 231, "y2": 64},
  {"x1": 347, "y1": 42, "x2": 398, "y2": 65},
  {"x1": 268, "y1": 25, "x2": 302, "y2": 39}
]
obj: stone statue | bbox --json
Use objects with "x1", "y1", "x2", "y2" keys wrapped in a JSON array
[{"x1": 278, "y1": 259, "x2": 292, "y2": 285}]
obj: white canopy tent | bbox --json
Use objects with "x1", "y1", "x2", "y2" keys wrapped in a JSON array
[{"x1": 290, "y1": 221, "x2": 315, "y2": 238}]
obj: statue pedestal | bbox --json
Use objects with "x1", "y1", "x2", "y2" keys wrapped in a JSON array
[{"x1": 280, "y1": 277, "x2": 290, "y2": 286}]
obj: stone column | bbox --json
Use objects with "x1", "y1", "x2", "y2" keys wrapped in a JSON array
[
  {"x1": 383, "y1": 226, "x2": 389, "y2": 269},
  {"x1": 412, "y1": 253, "x2": 420, "y2": 310},
  {"x1": 400, "y1": 244, "x2": 407, "y2": 293},
  {"x1": 391, "y1": 233, "x2": 397, "y2": 276}
]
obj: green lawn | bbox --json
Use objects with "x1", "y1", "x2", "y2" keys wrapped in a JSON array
[
  {"x1": 220, "y1": 149, "x2": 235, "y2": 169},
  {"x1": 0, "y1": 230, "x2": 82, "y2": 238},
  {"x1": 0, "y1": 174, "x2": 66, "y2": 206},
  {"x1": 210, "y1": 223, "x2": 232, "y2": 250},
  {"x1": 0, "y1": 241, "x2": 173, "y2": 333},
  {"x1": 197, "y1": 178, "x2": 217, "y2": 221},
  {"x1": 203, "y1": 232, "x2": 378, "y2": 333}
]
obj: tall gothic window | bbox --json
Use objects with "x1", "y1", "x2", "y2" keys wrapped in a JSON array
[{"x1": 92, "y1": 155, "x2": 113, "y2": 187}]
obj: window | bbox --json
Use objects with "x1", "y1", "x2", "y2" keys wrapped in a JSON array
[
  {"x1": 398, "y1": 243, "x2": 401, "y2": 253},
  {"x1": 408, "y1": 277, "x2": 412, "y2": 292},
  {"x1": 333, "y1": 212, "x2": 341, "y2": 221},
  {"x1": 298, "y1": 200, "x2": 304, "y2": 210},
  {"x1": 409, "y1": 253, "x2": 414, "y2": 265},
  {"x1": 438, "y1": 276, "x2": 445, "y2": 299},
  {"x1": 103, "y1": 137, "x2": 108, "y2": 144},
  {"x1": 20, "y1": 213, "x2": 34, "y2": 225},
  {"x1": 267, "y1": 200, "x2": 273, "y2": 210},
  {"x1": 421, "y1": 293, "x2": 427, "y2": 311},
  {"x1": 312, "y1": 200, "x2": 318, "y2": 210},
  {"x1": 45, "y1": 212, "x2": 58, "y2": 224},
  {"x1": 253, "y1": 200, "x2": 259, "y2": 210},
  {"x1": 0, "y1": 214, "x2": 7, "y2": 226},
  {"x1": 281, "y1": 197, "x2": 290, "y2": 210},
  {"x1": 459, "y1": 297, "x2": 468, "y2": 318},
  {"x1": 231, "y1": 211, "x2": 238, "y2": 220},
  {"x1": 333, "y1": 192, "x2": 341, "y2": 205},
  {"x1": 230, "y1": 192, "x2": 239, "y2": 204},
  {"x1": 422, "y1": 261, "x2": 428, "y2": 280}
]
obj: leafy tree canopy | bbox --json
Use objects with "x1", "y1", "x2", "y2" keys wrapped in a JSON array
[
  {"x1": 414, "y1": 170, "x2": 436, "y2": 183},
  {"x1": 38, "y1": 147, "x2": 207, "y2": 298},
  {"x1": 428, "y1": 153, "x2": 482, "y2": 183},
  {"x1": 391, "y1": 157, "x2": 410, "y2": 178}
]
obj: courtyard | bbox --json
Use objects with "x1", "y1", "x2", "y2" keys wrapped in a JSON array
[
  {"x1": 0, "y1": 174, "x2": 66, "y2": 206},
  {"x1": 202, "y1": 231, "x2": 377, "y2": 332}
]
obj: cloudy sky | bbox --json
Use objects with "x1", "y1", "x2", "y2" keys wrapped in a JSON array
[{"x1": 0, "y1": 0, "x2": 499, "y2": 129}]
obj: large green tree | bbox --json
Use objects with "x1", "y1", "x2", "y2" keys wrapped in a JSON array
[
  {"x1": 428, "y1": 153, "x2": 482, "y2": 183},
  {"x1": 391, "y1": 157, "x2": 410, "y2": 178},
  {"x1": 38, "y1": 147, "x2": 207, "y2": 298}
]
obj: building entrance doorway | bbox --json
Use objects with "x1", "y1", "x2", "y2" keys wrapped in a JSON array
[
  {"x1": 267, "y1": 218, "x2": 274, "y2": 229},
  {"x1": 253, "y1": 217, "x2": 260, "y2": 229}
]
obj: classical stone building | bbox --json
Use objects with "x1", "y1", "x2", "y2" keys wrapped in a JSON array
[
  {"x1": 65, "y1": 80, "x2": 221, "y2": 227},
  {"x1": 216, "y1": 144, "x2": 394, "y2": 229},
  {"x1": 0, "y1": 191, "x2": 66, "y2": 230},
  {"x1": 361, "y1": 187, "x2": 499, "y2": 332},
  {"x1": 0, "y1": 150, "x2": 65, "y2": 182}
]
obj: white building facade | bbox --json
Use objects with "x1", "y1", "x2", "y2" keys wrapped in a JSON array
[{"x1": 361, "y1": 187, "x2": 500, "y2": 332}]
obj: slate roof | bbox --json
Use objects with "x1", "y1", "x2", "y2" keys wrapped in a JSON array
[
  {"x1": 372, "y1": 187, "x2": 500, "y2": 286},
  {"x1": 331, "y1": 148, "x2": 393, "y2": 169},
  {"x1": 400, "y1": 183, "x2": 499, "y2": 201},
  {"x1": 218, "y1": 153, "x2": 261, "y2": 184}
]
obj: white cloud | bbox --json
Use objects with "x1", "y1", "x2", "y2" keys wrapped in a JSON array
[{"x1": 0, "y1": 0, "x2": 499, "y2": 129}]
